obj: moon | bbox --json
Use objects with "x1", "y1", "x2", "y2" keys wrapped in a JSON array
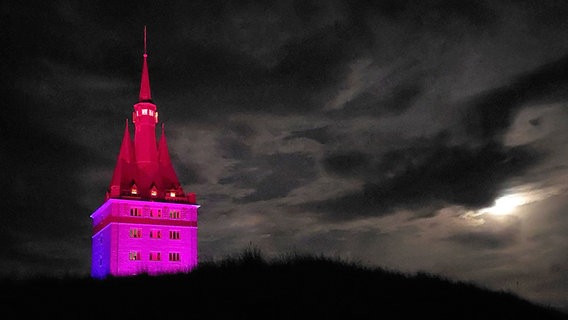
[{"x1": 483, "y1": 194, "x2": 528, "y2": 216}]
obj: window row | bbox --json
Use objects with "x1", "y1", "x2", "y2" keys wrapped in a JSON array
[
  {"x1": 129, "y1": 208, "x2": 181, "y2": 219},
  {"x1": 129, "y1": 228, "x2": 181, "y2": 240},
  {"x1": 136, "y1": 108, "x2": 157, "y2": 117},
  {"x1": 129, "y1": 251, "x2": 180, "y2": 262},
  {"x1": 130, "y1": 187, "x2": 175, "y2": 198}
]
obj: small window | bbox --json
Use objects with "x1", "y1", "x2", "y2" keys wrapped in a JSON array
[
  {"x1": 151, "y1": 190, "x2": 157, "y2": 197},
  {"x1": 129, "y1": 251, "x2": 141, "y2": 261},
  {"x1": 150, "y1": 230, "x2": 161, "y2": 239},
  {"x1": 149, "y1": 110, "x2": 154, "y2": 116},
  {"x1": 170, "y1": 192, "x2": 176, "y2": 198},
  {"x1": 129, "y1": 228, "x2": 142, "y2": 238},
  {"x1": 169, "y1": 230, "x2": 180, "y2": 240},
  {"x1": 169, "y1": 252, "x2": 180, "y2": 261},
  {"x1": 169, "y1": 210, "x2": 180, "y2": 219},
  {"x1": 150, "y1": 209, "x2": 162, "y2": 218},
  {"x1": 130, "y1": 184, "x2": 138, "y2": 196},
  {"x1": 142, "y1": 109, "x2": 148, "y2": 115},
  {"x1": 130, "y1": 208, "x2": 141, "y2": 216},
  {"x1": 149, "y1": 252, "x2": 161, "y2": 261}
]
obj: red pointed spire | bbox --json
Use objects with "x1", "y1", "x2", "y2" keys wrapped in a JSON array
[
  {"x1": 109, "y1": 119, "x2": 135, "y2": 197},
  {"x1": 158, "y1": 123, "x2": 182, "y2": 189},
  {"x1": 118, "y1": 119, "x2": 134, "y2": 162},
  {"x1": 139, "y1": 26, "x2": 152, "y2": 102}
]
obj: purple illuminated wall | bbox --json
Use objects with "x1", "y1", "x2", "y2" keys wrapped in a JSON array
[{"x1": 91, "y1": 199, "x2": 199, "y2": 278}]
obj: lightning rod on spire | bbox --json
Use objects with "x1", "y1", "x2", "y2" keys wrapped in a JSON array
[{"x1": 144, "y1": 25, "x2": 147, "y2": 56}]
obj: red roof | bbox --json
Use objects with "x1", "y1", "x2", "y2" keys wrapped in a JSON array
[{"x1": 106, "y1": 41, "x2": 195, "y2": 204}]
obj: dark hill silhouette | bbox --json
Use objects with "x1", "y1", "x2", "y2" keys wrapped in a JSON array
[{"x1": 1, "y1": 247, "x2": 566, "y2": 319}]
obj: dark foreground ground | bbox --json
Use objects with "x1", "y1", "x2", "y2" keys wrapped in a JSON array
[{"x1": 1, "y1": 248, "x2": 566, "y2": 319}]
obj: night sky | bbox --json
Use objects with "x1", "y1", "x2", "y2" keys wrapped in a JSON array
[{"x1": 4, "y1": 0, "x2": 568, "y2": 311}]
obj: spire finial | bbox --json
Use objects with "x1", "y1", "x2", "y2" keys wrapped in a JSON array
[
  {"x1": 139, "y1": 26, "x2": 152, "y2": 102},
  {"x1": 144, "y1": 25, "x2": 147, "y2": 56}
]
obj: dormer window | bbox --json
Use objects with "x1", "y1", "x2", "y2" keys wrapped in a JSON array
[
  {"x1": 170, "y1": 192, "x2": 176, "y2": 198},
  {"x1": 131, "y1": 187, "x2": 138, "y2": 195},
  {"x1": 150, "y1": 185, "x2": 158, "y2": 197}
]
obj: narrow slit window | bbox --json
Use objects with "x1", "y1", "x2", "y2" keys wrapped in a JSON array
[{"x1": 169, "y1": 230, "x2": 180, "y2": 240}]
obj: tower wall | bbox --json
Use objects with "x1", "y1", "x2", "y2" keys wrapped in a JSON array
[
  {"x1": 91, "y1": 225, "x2": 112, "y2": 279},
  {"x1": 91, "y1": 199, "x2": 199, "y2": 278}
]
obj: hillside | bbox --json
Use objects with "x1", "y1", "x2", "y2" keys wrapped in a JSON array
[{"x1": 1, "y1": 248, "x2": 566, "y2": 319}]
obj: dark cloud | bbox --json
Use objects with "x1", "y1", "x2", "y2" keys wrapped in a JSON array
[
  {"x1": 1, "y1": 90, "x2": 103, "y2": 275},
  {"x1": 323, "y1": 151, "x2": 372, "y2": 177},
  {"x1": 285, "y1": 126, "x2": 332, "y2": 144},
  {"x1": 219, "y1": 153, "x2": 317, "y2": 203},
  {"x1": 445, "y1": 217, "x2": 521, "y2": 250},
  {"x1": 514, "y1": 0, "x2": 568, "y2": 30},
  {"x1": 306, "y1": 136, "x2": 540, "y2": 220},
  {"x1": 218, "y1": 135, "x2": 253, "y2": 160},
  {"x1": 446, "y1": 231, "x2": 516, "y2": 250},
  {"x1": 328, "y1": 82, "x2": 423, "y2": 118},
  {"x1": 363, "y1": 0, "x2": 498, "y2": 28},
  {"x1": 463, "y1": 53, "x2": 568, "y2": 141},
  {"x1": 2, "y1": 94, "x2": 101, "y2": 232},
  {"x1": 170, "y1": 157, "x2": 206, "y2": 186},
  {"x1": 272, "y1": 21, "x2": 370, "y2": 86},
  {"x1": 216, "y1": 122, "x2": 257, "y2": 160}
]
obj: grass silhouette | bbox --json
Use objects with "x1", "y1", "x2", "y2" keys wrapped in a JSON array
[{"x1": 1, "y1": 246, "x2": 566, "y2": 319}]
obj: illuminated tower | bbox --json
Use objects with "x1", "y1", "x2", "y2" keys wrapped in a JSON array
[{"x1": 90, "y1": 27, "x2": 199, "y2": 279}]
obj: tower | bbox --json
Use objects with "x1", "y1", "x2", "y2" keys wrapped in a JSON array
[{"x1": 90, "y1": 27, "x2": 199, "y2": 278}]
